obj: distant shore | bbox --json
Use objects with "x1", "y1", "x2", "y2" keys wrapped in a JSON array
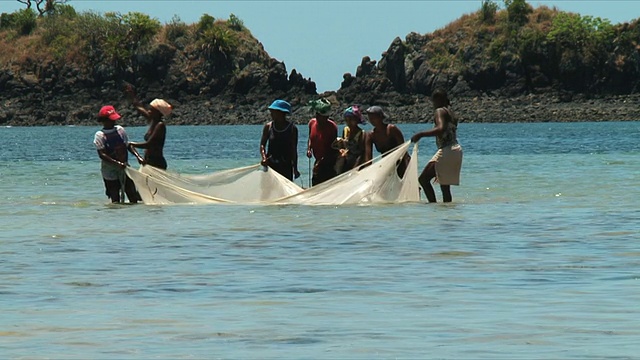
[{"x1": 2, "y1": 93, "x2": 640, "y2": 127}]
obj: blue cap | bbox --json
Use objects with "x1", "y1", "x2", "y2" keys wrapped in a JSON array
[{"x1": 268, "y1": 99, "x2": 291, "y2": 114}]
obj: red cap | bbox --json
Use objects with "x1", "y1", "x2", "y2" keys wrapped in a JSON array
[{"x1": 98, "y1": 105, "x2": 121, "y2": 121}]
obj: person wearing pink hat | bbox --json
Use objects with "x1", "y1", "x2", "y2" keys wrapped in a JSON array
[
  {"x1": 333, "y1": 105, "x2": 366, "y2": 174},
  {"x1": 94, "y1": 105, "x2": 144, "y2": 203},
  {"x1": 124, "y1": 84, "x2": 172, "y2": 169}
]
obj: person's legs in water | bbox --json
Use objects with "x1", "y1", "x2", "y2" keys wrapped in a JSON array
[
  {"x1": 312, "y1": 159, "x2": 337, "y2": 186},
  {"x1": 103, "y1": 179, "x2": 121, "y2": 203},
  {"x1": 124, "y1": 176, "x2": 141, "y2": 203},
  {"x1": 440, "y1": 185, "x2": 452, "y2": 203},
  {"x1": 418, "y1": 162, "x2": 437, "y2": 203}
]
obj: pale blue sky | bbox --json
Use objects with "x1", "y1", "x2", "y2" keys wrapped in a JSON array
[{"x1": 2, "y1": 1, "x2": 638, "y2": 92}]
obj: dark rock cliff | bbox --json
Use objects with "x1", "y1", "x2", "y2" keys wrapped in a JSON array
[{"x1": 2, "y1": 4, "x2": 640, "y2": 126}]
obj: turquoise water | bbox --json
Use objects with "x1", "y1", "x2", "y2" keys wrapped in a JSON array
[{"x1": 1, "y1": 122, "x2": 639, "y2": 359}]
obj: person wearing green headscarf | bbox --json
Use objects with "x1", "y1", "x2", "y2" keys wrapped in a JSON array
[{"x1": 306, "y1": 98, "x2": 338, "y2": 186}]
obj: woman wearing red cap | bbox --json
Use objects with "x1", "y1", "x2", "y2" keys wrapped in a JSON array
[
  {"x1": 94, "y1": 105, "x2": 144, "y2": 203},
  {"x1": 124, "y1": 85, "x2": 172, "y2": 169}
]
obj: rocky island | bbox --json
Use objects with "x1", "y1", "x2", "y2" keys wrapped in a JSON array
[{"x1": 1, "y1": 0, "x2": 639, "y2": 126}]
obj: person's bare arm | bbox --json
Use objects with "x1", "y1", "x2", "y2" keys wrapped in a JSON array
[
  {"x1": 127, "y1": 144, "x2": 145, "y2": 164},
  {"x1": 306, "y1": 121, "x2": 313, "y2": 158},
  {"x1": 260, "y1": 123, "x2": 270, "y2": 165},
  {"x1": 97, "y1": 149, "x2": 126, "y2": 168},
  {"x1": 364, "y1": 131, "x2": 373, "y2": 163},
  {"x1": 291, "y1": 125, "x2": 300, "y2": 179},
  {"x1": 124, "y1": 84, "x2": 153, "y2": 120},
  {"x1": 390, "y1": 124, "x2": 405, "y2": 145},
  {"x1": 411, "y1": 109, "x2": 445, "y2": 142}
]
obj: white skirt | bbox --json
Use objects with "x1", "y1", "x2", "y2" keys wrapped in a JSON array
[{"x1": 429, "y1": 144, "x2": 463, "y2": 185}]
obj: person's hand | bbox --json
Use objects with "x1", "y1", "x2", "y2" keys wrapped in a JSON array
[
  {"x1": 410, "y1": 133, "x2": 422, "y2": 143},
  {"x1": 260, "y1": 156, "x2": 269, "y2": 166},
  {"x1": 117, "y1": 161, "x2": 127, "y2": 169},
  {"x1": 136, "y1": 157, "x2": 146, "y2": 165},
  {"x1": 294, "y1": 169, "x2": 301, "y2": 179},
  {"x1": 306, "y1": 149, "x2": 312, "y2": 158}
]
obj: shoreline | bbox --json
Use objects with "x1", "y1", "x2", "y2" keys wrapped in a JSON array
[{"x1": 1, "y1": 93, "x2": 640, "y2": 127}]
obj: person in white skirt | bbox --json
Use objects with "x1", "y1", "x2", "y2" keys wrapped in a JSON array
[{"x1": 411, "y1": 89, "x2": 463, "y2": 203}]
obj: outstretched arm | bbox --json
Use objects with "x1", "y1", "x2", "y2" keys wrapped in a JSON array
[
  {"x1": 127, "y1": 144, "x2": 145, "y2": 164},
  {"x1": 124, "y1": 83, "x2": 153, "y2": 120},
  {"x1": 97, "y1": 149, "x2": 126, "y2": 169},
  {"x1": 411, "y1": 109, "x2": 445, "y2": 142}
]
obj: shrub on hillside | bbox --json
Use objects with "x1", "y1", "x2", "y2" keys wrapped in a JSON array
[
  {"x1": 39, "y1": 6, "x2": 79, "y2": 60},
  {"x1": 165, "y1": 15, "x2": 190, "y2": 46},
  {"x1": 197, "y1": 14, "x2": 215, "y2": 34},
  {"x1": 47, "y1": 4, "x2": 76, "y2": 18},
  {"x1": 480, "y1": 0, "x2": 499, "y2": 24},
  {"x1": 13, "y1": 8, "x2": 38, "y2": 36},
  {"x1": 504, "y1": 0, "x2": 532, "y2": 28},
  {"x1": 548, "y1": 13, "x2": 614, "y2": 67},
  {"x1": 228, "y1": 13, "x2": 244, "y2": 31},
  {"x1": 200, "y1": 24, "x2": 238, "y2": 60}
]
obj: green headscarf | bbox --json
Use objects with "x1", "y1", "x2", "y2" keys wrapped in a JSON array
[{"x1": 308, "y1": 98, "x2": 332, "y2": 116}]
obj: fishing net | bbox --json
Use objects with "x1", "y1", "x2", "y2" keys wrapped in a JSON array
[{"x1": 125, "y1": 141, "x2": 420, "y2": 205}]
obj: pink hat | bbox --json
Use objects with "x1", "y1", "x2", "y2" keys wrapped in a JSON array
[
  {"x1": 150, "y1": 99, "x2": 173, "y2": 117},
  {"x1": 98, "y1": 105, "x2": 121, "y2": 121}
]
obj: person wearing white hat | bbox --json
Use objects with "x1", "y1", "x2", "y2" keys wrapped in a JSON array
[{"x1": 124, "y1": 84, "x2": 172, "y2": 169}]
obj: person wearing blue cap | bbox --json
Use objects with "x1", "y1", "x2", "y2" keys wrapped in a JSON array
[{"x1": 260, "y1": 99, "x2": 300, "y2": 181}]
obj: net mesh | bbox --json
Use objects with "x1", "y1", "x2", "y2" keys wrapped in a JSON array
[{"x1": 126, "y1": 141, "x2": 420, "y2": 205}]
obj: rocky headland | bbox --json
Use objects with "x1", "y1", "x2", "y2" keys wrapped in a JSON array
[{"x1": 1, "y1": 2, "x2": 640, "y2": 126}]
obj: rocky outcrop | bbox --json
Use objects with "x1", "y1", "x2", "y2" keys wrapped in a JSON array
[
  {"x1": 0, "y1": 21, "x2": 318, "y2": 126},
  {"x1": 2, "y1": 5, "x2": 640, "y2": 126},
  {"x1": 333, "y1": 7, "x2": 640, "y2": 122}
]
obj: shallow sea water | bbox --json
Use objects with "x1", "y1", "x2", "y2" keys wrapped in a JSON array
[{"x1": 1, "y1": 122, "x2": 639, "y2": 359}]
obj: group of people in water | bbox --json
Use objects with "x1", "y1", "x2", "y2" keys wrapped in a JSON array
[
  {"x1": 259, "y1": 89, "x2": 463, "y2": 202},
  {"x1": 94, "y1": 88, "x2": 463, "y2": 204},
  {"x1": 93, "y1": 85, "x2": 172, "y2": 203}
]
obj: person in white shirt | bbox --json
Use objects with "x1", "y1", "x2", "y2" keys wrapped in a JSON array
[{"x1": 93, "y1": 105, "x2": 144, "y2": 203}]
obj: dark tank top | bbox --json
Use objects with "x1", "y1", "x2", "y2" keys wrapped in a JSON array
[{"x1": 267, "y1": 121, "x2": 293, "y2": 164}]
